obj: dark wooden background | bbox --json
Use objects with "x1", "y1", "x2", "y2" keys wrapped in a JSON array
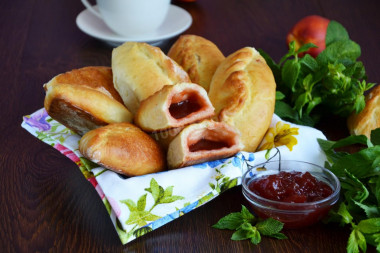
[{"x1": 1, "y1": 0, "x2": 379, "y2": 252}]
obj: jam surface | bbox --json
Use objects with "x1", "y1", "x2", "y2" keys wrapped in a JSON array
[
  {"x1": 249, "y1": 171, "x2": 333, "y2": 203},
  {"x1": 169, "y1": 98, "x2": 201, "y2": 119},
  {"x1": 189, "y1": 139, "x2": 229, "y2": 152}
]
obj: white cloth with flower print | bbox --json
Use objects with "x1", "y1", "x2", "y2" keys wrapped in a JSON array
[{"x1": 22, "y1": 109, "x2": 327, "y2": 244}]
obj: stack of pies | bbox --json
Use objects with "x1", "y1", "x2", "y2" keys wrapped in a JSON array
[{"x1": 43, "y1": 35, "x2": 276, "y2": 176}]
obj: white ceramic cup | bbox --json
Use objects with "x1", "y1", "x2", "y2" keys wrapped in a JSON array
[{"x1": 81, "y1": 0, "x2": 171, "y2": 37}]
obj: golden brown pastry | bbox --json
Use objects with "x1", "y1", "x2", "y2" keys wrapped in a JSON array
[
  {"x1": 208, "y1": 47, "x2": 276, "y2": 152},
  {"x1": 167, "y1": 120, "x2": 242, "y2": 169},
  {"x1": 167, "y1": 35, "x2": 225, "y2": 92},
  {"x1": 135, "y1": 82, "x2": 215, "y2": 132},
  {"x1": 79, "y1": 123, "x2": 165, "y2": 176},
  {"x1": 112, "y1": 42, "x2": 190, "y2": 114},
  {"x1": 44, "y1": 66, "x2": 133, "y2": 136},
  {"x1": 347, "y1": 84, "x2": 380, "y2": 138}
]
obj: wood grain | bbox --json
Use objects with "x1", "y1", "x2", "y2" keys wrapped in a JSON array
[{"x1": 1, "y1": 0, "x2": 379, "y2": 252}]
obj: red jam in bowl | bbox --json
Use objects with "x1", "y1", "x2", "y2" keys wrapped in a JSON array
[
  {"x1": 242, "y1": 161, "x2": 340, "y2": 229},
  {"x1": 249, "y1": 171, "x2": 333, "y2": 203}
]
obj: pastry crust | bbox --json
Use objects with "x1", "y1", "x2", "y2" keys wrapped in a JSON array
[
  {"x1": 168, "y1": 34, "x2": 225, "y2": 91},
  {"x1": 135, "y1": 82, "x2": 215, "y2": 132},
  {"x1": 44, "y1": 66, "x2": 133, "y2": 136},
  {"x1": 112, "y1": 42, "x2": 190, "y2": 114},
  {"x1": 347, "y1": 85, "x2": 380, "y2": 138},
  {"x1": 150, "y1": 127, "x2": 184, "y2": 152},
  {"x1": 208, "y1": 47, "x2": 276, "y2": 152},
  {"x1": 167, "y1": 120, "x2": 241, "y2": 169},
  {"x1": 79, "y1": 123, "x2": 165, "y2": 176}
]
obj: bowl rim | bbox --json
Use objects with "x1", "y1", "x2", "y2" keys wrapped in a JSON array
[{"x1": 241, "y1": 160, "x2": 341, "y2": 207}]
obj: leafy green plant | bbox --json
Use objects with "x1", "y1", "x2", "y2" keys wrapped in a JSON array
[
  {"x1": 318, "y1": 128, "x2": 380, "y2": 253},
  {"x1": 260, "y1": 20, "x2": 375, "y2": 126},
  {"x1": 212, "y1": 205, "x2": 287, "y2": 245}
]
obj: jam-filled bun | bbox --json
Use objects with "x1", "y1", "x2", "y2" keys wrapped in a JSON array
[
  {"x1": 208, "y1": 47, "x2": 276, "y2": 152},
  {"x1": 167, "y1": 120, "x2": 241, "y2": 169},
  {"x1": 79, "y1": 123, "x2": 166, "y2": 176},
  {"x1": 135, "y1": 82, "x2": 215, "y2": 132},
  {"x1": 347, "y1": 85, "x2": 380, "y2": 138},
  {"x1": 44, "y1": 66, "x2": 133, "y2": 136},
  {"x1": 168, "y1": 34, "x2": 225, "y2": 92},
  {"x1": 112, "y1": 42, "x2": 190, "y2": 114}
]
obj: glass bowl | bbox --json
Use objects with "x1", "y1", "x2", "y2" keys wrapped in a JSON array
[{"x1": 242, "y1": 160, "x2": 340, "y2": 228}]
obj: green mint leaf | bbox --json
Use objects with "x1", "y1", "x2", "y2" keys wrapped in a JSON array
[
  {"x1": 258, "y1": 48, "x2": 281, "y2": 81},
  {"x1": 275, "y1": 101, "x2": 298, "y2": 121},
  {"x1": 306, "y1": 96, "x2": 322, "y2": 115},
  {"x1": 375, "y1": 175, "x2": 380, "y2": 205},
  {"x1": 276, "y1": 91, "x2": 286, "y2": 100},
  {"x1": 332, "y1": 146, "x2": 380, "y2": 179},
  {"x1": 231, "y1": 226, "x2": 255, "y2": 241},
  {"x1": 352, "y1": 200, "x2": 380, "y2": 219},
  {"x1": 325, "y1": 20, "x2": 350, "y2": 46},
  {"x1": 370, "y1": 128, "x2": 380, "y2": 145},
  {"x1": 294, "y1": 92, "x2": 309, "y2": 116},
  {"x1": 279, "y1": 41, "x2": 297, "y2": 65},
  {"x1": 232, "y1": 223, "x2": 261, "y2": 244},
  {"x1": 212, "y1": 212, "x2": 244, "y2": 230},
  {"x1": 353, "y1": 93, "x2": 366, "y2": 114},
  {"x1": 337, "y1": 202, "x2": 354, "y2": 225},
  {"x1": 269, "y1": 233, "x2": 288, "y2": 240},
  {"x1": 357, "y1": 230, "x2": 367, "y2": 253},
  {"x1": 317, "y1": 138, "x2": 336, "y2": 152},
  {"x1": 347, "y1": 229, "x2": 366, "y2": 253},
  {"x1": 345, "y1": 61, "x2": 366, "y2": 80},
  {"x1": 250, "y1": 229, "x2": 262, "y2": 245},
  {"x1": 241, "y1": 205, "x2": 255, "y2": 223},
  {"x1": 297, "y1": 43, "x2": 318, "y2": 54},
  {"x1": 281, "y1": 59, "x2": 301, "y2": 92},
  {"x1": 300, "y1": 54, "x2": 319, "y2": 72},
  {"x1": 302, "y1": 72, "x2": 314, "y2": 89},
  {"x1": 364, "y1": 233, "x2": 380, "y2": 251},
  {"x1": 330, "y1": 134, "x2": 369, "y2": 149},
  {"x1": 256, "y1": 218, "x2": 284, "y2": 236},
  {"x1": 317, "y1": 39, "x2": 361, "y2": 65},
  {"x1": 358, "y1": 218, "x2": 380, "y2": 234},
  {"x1": 339, "y1": 169, "x2": 369, "y2": 203}
]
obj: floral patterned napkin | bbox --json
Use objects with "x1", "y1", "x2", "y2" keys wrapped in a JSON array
[{"x1": 22, "y1": 108, "x2": 327, "y2": 244}]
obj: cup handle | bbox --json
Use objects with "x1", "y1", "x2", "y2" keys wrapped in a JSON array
[{"x1": 81, "y1": 0, "x2": 102, "y2": 19}]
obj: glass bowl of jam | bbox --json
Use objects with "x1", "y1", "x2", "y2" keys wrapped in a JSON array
[{"x1": 242, "y1": 160, "x2": 340, "y2": 228}]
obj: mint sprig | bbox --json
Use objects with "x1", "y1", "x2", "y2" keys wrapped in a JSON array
[
  {"x1": 212, "y1": 205, "x2": 287, "y2": 245},
  {"x1": 319, "y1": 128, "x2": 380, "y2": 252},
  {"x1": 259, "y1": 20, "x2": 376, "y2": 126}
]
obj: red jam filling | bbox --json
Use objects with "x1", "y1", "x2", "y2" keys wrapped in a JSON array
[
  {"x1": 189, "y1": 139, "x2": 229, "y2": 152},
  {"x1": 249, "y1": 171, "x2": 333, "y2": 203},
  {"x1": 169, "y1": 93, "x2": 202, "y2": 119}
]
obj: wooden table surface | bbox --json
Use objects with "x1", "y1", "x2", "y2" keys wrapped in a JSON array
[{"x1": 1, "y1": 0, "x2": 379, "y2": 252}]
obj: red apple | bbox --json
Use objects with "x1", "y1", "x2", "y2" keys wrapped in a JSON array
[{"x1": 286, "y1": 15, "x2": 330, "y2": 58}]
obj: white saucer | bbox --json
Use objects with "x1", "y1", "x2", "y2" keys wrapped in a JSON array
[{"x1": 76, "y1": 5, "x2": 192, "y2": 47}]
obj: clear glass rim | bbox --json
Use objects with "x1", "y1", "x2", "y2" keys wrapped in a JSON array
[{"x1": 241, "y1": 160, "x2": 341, "y2": 208}]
